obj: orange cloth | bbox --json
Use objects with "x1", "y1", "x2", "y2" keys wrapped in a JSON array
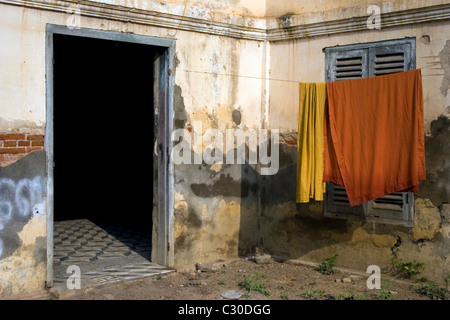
[{"x1": 324, "y1": 69, "x2": 425, "y2": 206}]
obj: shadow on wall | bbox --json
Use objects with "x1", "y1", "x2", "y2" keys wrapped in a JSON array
[
  {"x1": 171, "y1": 82, "x2": 448, "y2": 281},
  {"x1": 242, "y1": 142, "x2": 357, "y2": 260},
  {"x1": 418, "y1": 115, "x2": 450, "y2": 206},
  {"x1": 250, "y1": 119, "x2": 449, "y2": 284},
  {"x1": 173, "y1": 154, "x2": 260, "y2": 261},
  {"x1": 172, "y1": 115, "x2": 449, "y2": 284}
]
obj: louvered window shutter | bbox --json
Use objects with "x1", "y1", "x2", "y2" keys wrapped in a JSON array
[
  {"x1": 324, "y1": 38, "x2": 415, "y2": 226},
  {"x1": 325, "y1": 184, "x2": 367, "y2": 220},
  {"x1": 369, "y1": 42, "x2": 415, "y2": 77},
  {"x1": 326, "y1": 49, "x2": 368, "y2": 82}
]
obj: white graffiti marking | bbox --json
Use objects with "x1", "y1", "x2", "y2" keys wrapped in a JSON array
[
  {"x1": 0, "y1": 178, "x2": 15, "y2": 231},
  {"x1": 0, "y1": 176, "x2": 45, "y2": 258},
  {"x1": 15, "y1": 177, "x2": 44, "y2": 217},
  {"x1": 0, "y1": 176, "x2": 45, "y2": 230}
]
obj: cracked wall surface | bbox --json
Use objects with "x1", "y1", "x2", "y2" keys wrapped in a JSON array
[
  {"x1": 1, "y1": 0, "x2": 450, "y2": 297},
  {"x1": 265, "y1": 22, "x2": 450, "y2": 285}
]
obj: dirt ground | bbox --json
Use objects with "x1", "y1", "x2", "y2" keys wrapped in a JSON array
[{"x1": 59, "y1": 257, "x2": 435, "y2": 300}]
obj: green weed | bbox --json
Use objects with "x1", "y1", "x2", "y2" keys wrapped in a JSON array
[
  {"x1": 317, "y1": 254, "x2": 339, "y2": 275},
  {"x1": 379, "y1": 278, "x2": 397, "y2": 300},
  {"x1": 391, "y1": 249, "x2": 424, "y2": 278},
  {"x1": 415, "y1": 275, "x2": 449, "y2": 300},
  {"x1": 300, "y1": 290, "x2": 325, "y2": 300},
  {"x1": 336, "y1": 288, "x2": 368, "y2": 300},
  {"x1": 240, "y1": 271, "x2": 270, "y2": 297}
]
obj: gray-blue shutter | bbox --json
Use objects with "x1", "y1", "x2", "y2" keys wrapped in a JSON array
[{"x1": 324, "y1": 38, "x2": 415, "y2": 226}]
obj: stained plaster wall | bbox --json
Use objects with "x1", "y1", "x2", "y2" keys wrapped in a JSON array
[
  {"x1": 1, "y1": 0, "x2": 450, "y2": 297},
  {"x1": 265, "y1": 22, "x2": 450, "y2": 284},
  {"x1": 172, "y1": 31, "x2": 266, "y2": 264},
  {"x1": 265, "y1": 0, "x2": 450, "y2": 21},
  {"x1": 88, "y1": 0, "x2": 268, "y2": 19},
  {"x1": 0, "y1": 1, "x2": 267, "y2": 295}
]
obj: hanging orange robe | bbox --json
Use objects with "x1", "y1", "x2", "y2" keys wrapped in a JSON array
[{"x1": 324, "y1": 69, "x2": 425, "y2": 206}]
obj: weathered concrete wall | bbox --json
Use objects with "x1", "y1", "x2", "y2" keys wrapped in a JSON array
[
  {"x1": 0, "y1": 1, "x2": 267, "y2": 284},
  {"x1": 171, "y1": 15, "x2": 266, "y2": 266},
  {"x1": 0, "y1": 151, "x2": 47, "y2": 298},
  {"x1": 1, "y1": 0, "x2": 449, "y2": 297},
  {"x1": 173, "y1": 161, "x2": 260, "y2": 264},
  {"x1": 265, "y1": 0, "x2": 450, "y2": 25},
  {"x1": 265, "y1": 22, "x2": 450, "y2": 284},
  {"x1": 89, "y1": 0, "x2": 268, "y2": 19}
]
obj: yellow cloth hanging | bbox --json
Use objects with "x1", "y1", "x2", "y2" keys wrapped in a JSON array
[{"x1": 296, "y1": 82, "x2": 326, "y2": 203}]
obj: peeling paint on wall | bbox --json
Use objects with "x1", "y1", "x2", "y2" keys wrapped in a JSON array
[
  {"x1": 191, "y1": 173, "x2": 255, "y2": 198},
  {"x1": 0, "y1": 151, "x2": 47, "y2": 297},
  {"x1": 439, "y1": 40, "x2": 450, "y2": 97},
  {"x1": 0, "y1": 214, "x2": 47, "y2": 297},
  {"x1": 418, "y1": 115, "x2": 450, "y2": 206},
  {"x1": 256, "y1": 117, "x2": 450, "y2": 285},
  {"x1": 1, "y1": 0, "x2": 450, "y2": 298}
]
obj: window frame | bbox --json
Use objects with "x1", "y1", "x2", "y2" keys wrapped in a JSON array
[{"x1": 323, "y1": 37, "x2": 416, "y2": 227}]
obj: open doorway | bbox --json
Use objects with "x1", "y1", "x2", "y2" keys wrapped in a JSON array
[{"x1": 46, "y1": 26, "x2": 174, "y2": 288}]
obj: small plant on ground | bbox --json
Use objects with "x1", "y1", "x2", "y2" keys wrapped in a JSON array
[
  {"x1": 379, "y1": 278, "x2": 397, "y2": 300},
  {"x1": 281, "y1": 294, "x2": 289, "y2": 300},
  {"x1": 416, "y1": 282, "x2": 448, "y2": 300},
  {"x1": 277, "y1": 284, "x2": 286, "y2": 290},
  {"x1": 391, "y1": 249, "x2": 425, "y2": 279},
  {"x1": 414, "y1": 277, "x2": 428, "y2": 284},
  {"x1": 240, "y1": 271, "x2": 270, "y2": 297},
  {"x1": 317, "y1": 254, "x2": 339, "y2": 275},
  {"x1": 218, "y1": 280, "x2": 225, "y2": 285},
  {"x1": 300, "y1": 290, "x2": 325, "y2": 300},
  {"x1": 415, "y1": 275, "x2": 449, "y2": 300},
  {"x1": 335, "y1": 288, "x2": 368, "y2": 300}
]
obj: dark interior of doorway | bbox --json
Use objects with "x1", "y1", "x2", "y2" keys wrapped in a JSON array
[{"x1": 53, "y1": 34, "x2": 155, "y2": 262}]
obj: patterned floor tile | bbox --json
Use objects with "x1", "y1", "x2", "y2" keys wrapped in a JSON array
[{"x1": 52, "y1": 218, "x2": 171, "y2": 291}]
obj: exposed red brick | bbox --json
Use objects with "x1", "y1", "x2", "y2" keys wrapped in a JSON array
[
  {"x1": 31, "y1": 140, "x2": 44, "y2": 147},
  {"x1": 0, "y1": 133, "x2": 26, "y2": 140},
  {"x1": 3, "y1": 141, "x2": 17, "y2": 147},
  {"x1": 0, "y1": 147, "x2": 26, "y2": 154},
  {"x1": 18, "y1": 140, "x2": 31, "y2": 147},
  {"x1": 27, "y1": 134, "x2": 44, "y2": 141},
  {"x1": 284, "y1": 139, "x2": 297, "y2": 146}
]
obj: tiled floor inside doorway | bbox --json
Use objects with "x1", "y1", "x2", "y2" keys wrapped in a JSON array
[{"x1": 53, "y1": 219, "x2": 172, "y2": 290}]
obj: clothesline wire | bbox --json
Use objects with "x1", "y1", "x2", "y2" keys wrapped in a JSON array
[
  {"x1": 177, "y1": 69, "x2": 303, "y2": 83},
  {"x1": 177, "y1": 66, "x2": 440, "y2": 84}
]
